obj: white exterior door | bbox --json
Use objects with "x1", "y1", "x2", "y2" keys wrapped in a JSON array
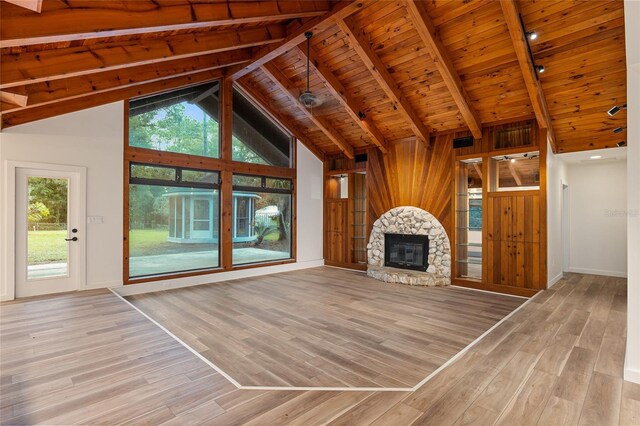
[
  {"x1": 190, "y1": 198, "x2": 212, "y2": 239},
  {"x1": 15, "y1": 167, "x2": 85, "y2": 298}
]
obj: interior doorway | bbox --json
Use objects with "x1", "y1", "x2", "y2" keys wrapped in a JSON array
[{"x1": 562, "y1": 182, "x2": 570, "y2": 274}]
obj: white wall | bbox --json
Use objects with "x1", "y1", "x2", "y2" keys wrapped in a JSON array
[
  {"x1": 0, "y1": 104, "x2": 325, "y2": 300},
  {"x1": 295, "y1": 141, "x2": 324, "y2": 263},
  {"x1": 546, "y1": 141, "x2": 568, "y2": 287},
  {"x1": 565, "y1": 160, "x2": 627, "y2": 277},
  {"x1": 1, "y1": 102, "x2": 125, "y2": 299},
  {"x1": 625, "y1": 0, "x2": 640, "y2": 384}
]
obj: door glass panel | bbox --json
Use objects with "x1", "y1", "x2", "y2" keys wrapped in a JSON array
[
  {"x1": 27, "y1": 177, "x2": 69, "y2": 279},
  {"x1": 193, "y1": 200, "x2": 210, "y2": 231},
  {"x1": 235, "y1": 198, "x2": 250, "y2": 237}
]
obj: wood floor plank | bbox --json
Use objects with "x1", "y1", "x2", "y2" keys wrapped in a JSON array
[
  {"x1": 578, "y1": 371, "x2": 622, "y2": 425},
  {"x1": 0, "y1": 271, "x2": 631, "y2": 425},
  {"x1": 126, "y1": 267, "x2": 524, "y2": 388}
]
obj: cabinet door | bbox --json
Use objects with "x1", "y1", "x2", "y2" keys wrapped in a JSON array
[
  {"x1": 486, "y1": 194, "x2": 542, "y2": 289},
  {"x1": 487, "y1": 195, "x2": 512, "y2": 241},
  {"x1": 327, "y1": 200, "x2": 347, "y2": 233}
]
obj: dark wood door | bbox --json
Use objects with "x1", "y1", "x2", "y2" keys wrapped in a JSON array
[{"x1": 325, "y1": 199, "x2": 348, "y2": 263}]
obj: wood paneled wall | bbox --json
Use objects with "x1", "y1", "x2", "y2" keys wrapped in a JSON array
[
  {"x1": 324, "y1": 121, "x2": 547, "y2": 297},
  {"x1": 366, "y1": 134, "x2": 458, "y2": 240}
]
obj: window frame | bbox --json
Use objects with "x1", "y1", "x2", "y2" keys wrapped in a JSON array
[
  {"x1": 231, "y1": 172, "x2": 294, "y2": 266},
  {"x1": 127, "y1": 162, "x2": 222, "y2": 279},
  {"x1": 231, "y1": 84, "x2": 295, "y2": 168},
  {"x1": 123, "y1": 79, "x2": 297, "y2": 284},
  {"x1": 127, "y1": 81, "x2": 222, "y2": 159}
]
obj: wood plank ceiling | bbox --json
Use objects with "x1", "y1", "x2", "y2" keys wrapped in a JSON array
[{"x1": 0, "y1": 0, "x2": 627, "y2": 154}]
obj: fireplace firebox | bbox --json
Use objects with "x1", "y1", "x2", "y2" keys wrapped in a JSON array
[{"x1": 384, "y1": 233, "x2": 429, "y2": 272}]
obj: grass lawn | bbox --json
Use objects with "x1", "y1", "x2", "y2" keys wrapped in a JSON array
[
  {"x1": 28, "y1": 230, "x2": 67, "y2": 265},
  {"x1": 28, "y1": 228, "x2": 285, "y2": 264},
  {"x1": 129, "y1": 228, "x2": 219, "y2": 256}
]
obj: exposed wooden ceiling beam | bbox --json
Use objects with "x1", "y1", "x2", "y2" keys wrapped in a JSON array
[
  {"x1": 1, "y1": 24, "x2": 285, "y2": 90},
  {"x1": 500, "y1": 0, "x2": 557, "y2": 153},
  {"x1": 1, "y1": 50, "x2": 251, "y2": 114},
  {"x1": 230, "y1": 1, "x2": 364, "y2": 81},
  {"x1": 507, "y1": 161, "x2": 523, "y2": 186},
  {"x1": 0, "y1": 88, "x2": 28, "y2": 108},
  {"x1": 0, "y1": 1, "x2": 330, "y2": 48},
  {"x1": 1, "y1": 0, "x2": 41, "y2": 13},
  {"x1": 1, "y1": 69, "x2": 223, "y2": 129},
  {"x1": 261, "y1": 62, "x2": 354, "y2": 159},
  {"x1": 472, "y1": 163, "x2": 482, "y2": 179},
  {"x1": 404, "y1": 0, "x2": 482, "y2": 140},
  {"x1": 295, "y1": 45, "x2": 387, "y2": 153},
  {"x1": 336, "y1": 16, "x2": 431, "y2": 147},
  {"x1": 236, "y1": 80, "x2": 326, "y2": 161}
]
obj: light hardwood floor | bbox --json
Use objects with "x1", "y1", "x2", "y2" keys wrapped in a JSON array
[
  {"x1": 0, "y1": 268, "x2": 638, "y2": 425},
  {"x1": 126, "y1": 267, "x2": 524, "y2": 388}
]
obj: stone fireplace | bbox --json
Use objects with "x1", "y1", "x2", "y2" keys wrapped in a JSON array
[{"x1": 367, "y1": 206, "x2": 451, "y2": 286}]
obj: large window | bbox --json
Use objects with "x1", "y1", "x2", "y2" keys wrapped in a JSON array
[
  {"x1": 231, "y1": 174, "x2": 292, "y2": 265},
  {"x1": 232, "y1": 86, "x2": 292, "y2": 167},
  {"x1": 126, "y1": 81, "x2": 297, "y2": 282},
  {"x1": 128, "y1": 164, "x2": 220, "y2": 278},
  {"x1": 129, "y1": 82, "x2": 221, "y2": 158}
]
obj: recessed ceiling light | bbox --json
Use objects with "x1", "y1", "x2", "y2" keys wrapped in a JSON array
[
  {"x1": 590, "y1": 155, "x2": 602, "y2": 160},
  {"x1": 535, "y1": 64, "x2": 545, "y2": 73},
  {"x1": 527, "y1": 31, "x2": 538, "y2": 41},
  {"x1": 510, "y1": 158, "x2": 516, "y2": 163}
]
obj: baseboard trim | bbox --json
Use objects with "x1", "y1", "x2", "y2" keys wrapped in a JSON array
[
  {"x1": 547, "y1": 273, "x2": 564, "y2": 288},
  {"x1": 624, "y1": 356, "x2": 640, "y2": 384},
  {"x1": 85, "y1": 280, "x2": 123, "y2": 290},
  {"x1": 568, "y1": 267, "x2": 627, "y2": 278},
  {"x1": 113, "y1": 259, "x2": 325, "y2": 296}
]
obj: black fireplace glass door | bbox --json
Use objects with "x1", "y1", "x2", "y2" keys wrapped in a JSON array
[{"x1": 384, "y1": 233, "x2": 429, "y2": 271}]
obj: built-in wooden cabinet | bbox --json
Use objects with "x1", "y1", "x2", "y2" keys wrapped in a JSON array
[
  {"x1": 453, "y1": 120, "x2": 547, "y2": 296},
  {"x1": 324, "y1": 154, "x2": 368, "y2": 270}
]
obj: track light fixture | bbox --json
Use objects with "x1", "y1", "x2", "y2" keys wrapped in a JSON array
[
  {"x1": 617, "y1": 141, "x2": 626, "y2": 147},
  {"x1": 535, "y1": 64, "x2": 545, "y2": 74},
  {"x1": 613, "y1": 126, "x2": 625, "y2": 134},
  {"x1": 607, "y1": 103, "x2": 627, "y2": 116},
  {"x1": 526, "y1": 31, "x2": 538, "y2": 41},
  {"x1": 358, "y1": 111, "x2": 366, "y2": 120}
]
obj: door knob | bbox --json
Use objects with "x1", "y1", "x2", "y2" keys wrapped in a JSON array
[{"x1": 65, "y1": 237, "x2": 78, "y2": 242}]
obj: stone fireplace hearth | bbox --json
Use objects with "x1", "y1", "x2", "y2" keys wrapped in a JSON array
[{"x1": 367, "y1": 206, "x2": 451, "y2": 286}]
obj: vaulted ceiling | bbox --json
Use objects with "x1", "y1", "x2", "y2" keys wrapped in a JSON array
[{"x1": 0, "y1": 0, "x2": 627, "y2": 155}]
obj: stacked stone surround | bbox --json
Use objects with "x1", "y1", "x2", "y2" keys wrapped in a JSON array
[{"x1": 367, "y1": 206, "x2": 451, "y2": 286}]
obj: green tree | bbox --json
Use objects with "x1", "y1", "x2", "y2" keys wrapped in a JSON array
[
  {"x1": 28, "y1": 177, "x2": 67, "y2": 224},
  {"x1": 232, "y1": 135, "x2": 268, "y2": 165},
  {"x1": 129, "y1": 112, "x2": 156, "y2": 149},
  {"x1": 28, "y1": 202, "x2": 50, "y2": 222}
]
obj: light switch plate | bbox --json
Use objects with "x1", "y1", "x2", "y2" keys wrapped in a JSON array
[{"x1": 87, "y1": 216, "x2": 103, "y2": 224}]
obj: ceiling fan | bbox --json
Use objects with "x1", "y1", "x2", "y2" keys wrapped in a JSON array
[{"x1": 299, "y1": 31, "x2": 323, "y2": 109}]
